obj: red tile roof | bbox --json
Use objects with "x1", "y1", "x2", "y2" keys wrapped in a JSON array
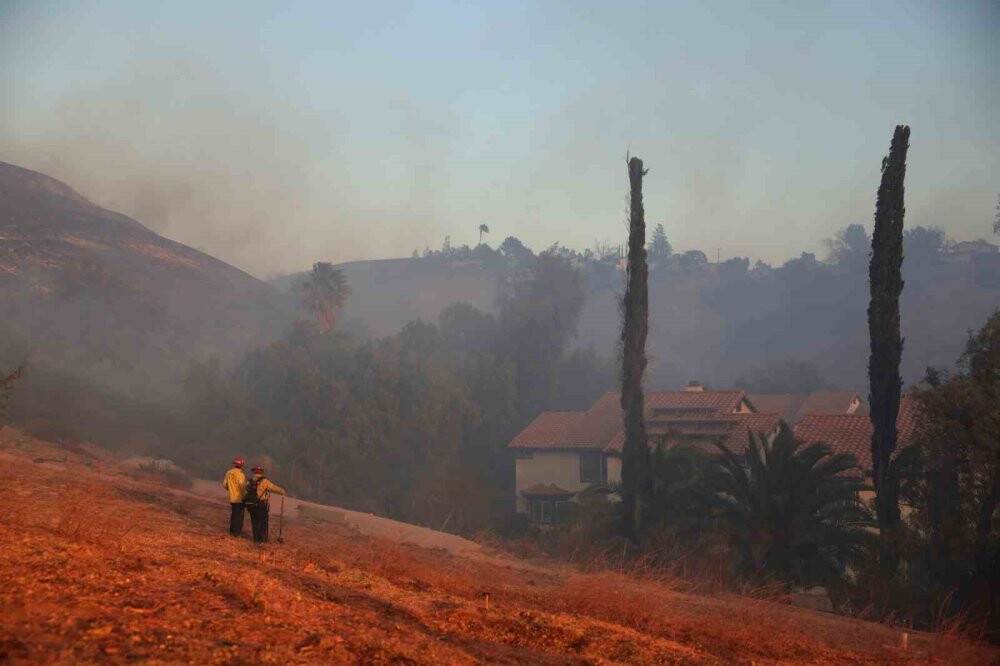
[
  {"x1": 748, "y1": 391, "x2": 863, "y2": 424},
  {"x1": 793, "y1": 395, "x2": 919, "y2": 469},
  {"x1": 796, "y1": 391, "x2": 862, "y2": 417},
  {"x1": 747, "y1": 394, "x2": 805, "y2": 423},
  {"x1": 646, "y1": 390, "x2": 748, "y2": 413},
  {"x1": 508, "y1": 412, "x2": 583, "y2": 448},
  {"x1": 725, "y1": 412, "x2": 785, "y2": 450},
  {"x1": 509, "y1": 389, "x2": 774, "y2": 454}
]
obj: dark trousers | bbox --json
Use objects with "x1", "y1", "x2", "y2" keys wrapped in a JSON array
[
  {"x1": 229, "y1": 502, "x2": 245, "y2": 537},
  {"x1": 250, "y1": 502, "x2": 270, "y2": 543}
]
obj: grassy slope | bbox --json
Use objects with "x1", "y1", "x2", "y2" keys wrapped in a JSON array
[{"x1": 2, "y1": 430, "x2": 996, "y2": 665}]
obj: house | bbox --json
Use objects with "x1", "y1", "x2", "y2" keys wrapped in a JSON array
[
  {"x1": 793, "y1": 395, "x2": 919, "y2": 470},
  {"x1": 748, "y1": 390, "x2": 865, "y2": 425},
  {"x1": 508, "y1": 385, "x2": 782, "y2": 523}
]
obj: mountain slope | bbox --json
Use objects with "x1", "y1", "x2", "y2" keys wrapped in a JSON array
[
  {"x1": 0, "y1": 160, "x2": 296, "y2": 397},
  {"x1": 4, "y1": 429, "x2": 995, "y2": 664}
]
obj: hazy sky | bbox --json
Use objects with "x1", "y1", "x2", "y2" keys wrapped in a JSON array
[{"x1": 2, "y1": 1, "x2": 998, "y2": 277}]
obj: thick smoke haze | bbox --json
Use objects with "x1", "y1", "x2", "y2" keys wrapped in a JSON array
[
  {"x1": 2, "y1": 1, "x2": 998, "y2": 277},
  {"x1": 1, "y1": 60, "x2": 366, "y2": 277}
]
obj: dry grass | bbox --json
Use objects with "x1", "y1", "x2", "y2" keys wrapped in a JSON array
[{"x1": 1, "y1": 431, "x2": 997, "y2": 664}]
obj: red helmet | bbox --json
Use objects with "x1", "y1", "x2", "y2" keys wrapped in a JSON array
[
  {"x1": 233, "y1": 457, "x2": 245, "y2": 468},
  {"x1": 251, "y1": 465, "x2": 265, "y2": 474}
]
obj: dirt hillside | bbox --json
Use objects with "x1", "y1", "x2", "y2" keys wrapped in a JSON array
[
  {"x1": 0, "y1": 161, "x2": 295, "y2": 395},
  {"x1": 2, "y1": 429, "x2": 996, "y2": 664}
]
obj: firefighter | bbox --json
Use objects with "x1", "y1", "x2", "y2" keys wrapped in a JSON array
[
  {"x1": 222, "y1": 457, "x2": 248, "y2": 537},
  {"x1": 247, "y1": 465, "x2": 287, "y2": 543}
]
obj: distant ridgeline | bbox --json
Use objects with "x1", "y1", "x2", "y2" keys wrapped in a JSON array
[{"x1": 272, "y1": 227, "x2": 1000, "y2": 391}]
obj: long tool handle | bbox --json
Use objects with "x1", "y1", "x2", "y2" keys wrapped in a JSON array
[{"x1": 278, "y1": 495, "x2": 284, "y2": 540}]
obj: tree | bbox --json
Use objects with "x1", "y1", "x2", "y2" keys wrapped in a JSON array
[
  {"x1": 478, "y1": 223, "x2": 490, "y2": 245},
  {"x1": 497, "y1": 253, "x2": 585, "y2": 420},
  {"x1": 825, "y1": 224, "x2": 869, "y2": 270},
  {"x1": 620, "y1": 156, "x2": 651, "y2": 542},
  {"x1": 678, "y1": 250, "x2": 708, "y2": 272},
  {"x1": 498, "y1": 236, "x2": 534, "y2": 266},
  {"x1": 868, "y1": 124, "x2": 910, "y2": 567},
  {"x1": 903, "y1": 226, "x2": 948, "y2": 270},
  {"x1": 646, "y1": 444, "x2": 715, "y2": 545},
  {"x1": 648, "y1": 223, "x2": 672, "y2": 259},
  {"x1": 708, "y1": 426, "x2": 873, "y2": 586},
  {"x1": 301, "y1": 262, "x2": 352, "y2": 333},
  {"x1": 902, "y1": 310, "x2": 1000, "y2": 633}
]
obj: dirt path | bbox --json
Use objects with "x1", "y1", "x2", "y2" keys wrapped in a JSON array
[{"x1": 186, "y1": 478, "x2": 550, "y2": 575}]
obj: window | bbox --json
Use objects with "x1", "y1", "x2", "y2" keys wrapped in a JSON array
[
  {"x1": 530, "y1": 498, "x2": 555, "y2": 524},
  {"x1": 580, "y1": 451, "x2": 606, "y2": 483}
]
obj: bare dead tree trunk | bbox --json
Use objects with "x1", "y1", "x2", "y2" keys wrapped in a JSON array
[
  {"x1": 620, "y1": 156, "x2": 651, "y2": 542},
  {"x1": 868, "y1": 124, "x2": 909, "y2": 569}
]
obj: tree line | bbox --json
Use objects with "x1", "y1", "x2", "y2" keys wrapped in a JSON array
[{"x1": 173, "y1": 254, "x2": 613, "y2": 534}]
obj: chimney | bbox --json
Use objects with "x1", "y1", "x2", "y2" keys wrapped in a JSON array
[{"x1": 684, "y1": 381, "x2": 705, "y2": 392}]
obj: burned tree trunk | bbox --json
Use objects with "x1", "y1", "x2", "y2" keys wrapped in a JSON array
[
  {"x1": 620, "y1": 156, "x2": 651, "y2": 542},
  {"x1": 868, "y1": 124, "x2": 909, "y2": 566}
]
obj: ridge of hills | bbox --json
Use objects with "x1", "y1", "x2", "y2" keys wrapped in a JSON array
[
  {"x1": 0, "y1": 160, "x2": 296, "y2": 397},
  {"x1": 3, "y1": 427, "x2": 996, "y2": 664}
]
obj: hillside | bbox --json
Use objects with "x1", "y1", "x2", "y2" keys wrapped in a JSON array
[
  {"x1": 0, "y1": 162, "x2": 292, "y2": 388},
  {"x1": 0, "y1": 160, "x2": 296, "y2": 399},
  {"x1": 3, "y1": 429, "x2": 996, "y2": 664}
]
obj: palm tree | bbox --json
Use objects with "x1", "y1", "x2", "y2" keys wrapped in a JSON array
[
  {"x1": 707, "y1": 425, "x2": 873, "y2": 586},
  {"x1": 301, "y1": 262, "x2": 351, "y2": 333},
  {"x1": 478, "y1": 223, "x2": 490, "y2": 245}
]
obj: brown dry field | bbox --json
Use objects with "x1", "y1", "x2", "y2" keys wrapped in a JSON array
[{"x1": 2, "y1": 429, "x2": 997, "y2": 665}]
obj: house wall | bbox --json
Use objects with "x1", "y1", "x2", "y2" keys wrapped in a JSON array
[
  {"x1": 514, "y1": 451, "x2": 621, "y2": 513},
  {"x1": 607, "y1": 455, "x2": 622, "y2": 486}
]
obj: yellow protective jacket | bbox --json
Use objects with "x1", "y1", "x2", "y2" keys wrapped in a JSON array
[
  {"x1": 223, "y1": 467, "x2": 247, "y2": 503},
  {"x1": 253, "y1": 476, "x2": 286, "y2": 503}
]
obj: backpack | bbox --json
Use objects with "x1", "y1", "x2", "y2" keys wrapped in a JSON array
[{"x1": 244, "y1": 477, "x2": 260, "y2": 505}]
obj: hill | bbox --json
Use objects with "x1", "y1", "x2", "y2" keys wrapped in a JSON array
[
  {"x1": 0, "y1": 161, "x2": 298, "y2": 446},
  {"x1": 3, "y1": 428, "x2": 995, "y2": 664},
  {"x1": 0, "y1": 161, "x2": 296, "y2": 397}
]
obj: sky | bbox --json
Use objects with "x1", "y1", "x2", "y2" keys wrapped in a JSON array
[{"x1": 1, "y1": 0, "x2": 998, "y2": 277}]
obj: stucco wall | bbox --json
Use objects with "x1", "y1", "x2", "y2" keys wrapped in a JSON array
[
  {"x1": 607, "y1": 455, "x2": 622, "y2": 485},
  {"x1": 515, "y1": 451, "x2": 620, "y2": 512}
]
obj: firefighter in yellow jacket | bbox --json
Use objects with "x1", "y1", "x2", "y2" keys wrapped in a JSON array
[
  {"x1": 222, "y1": 457, "x2": 248, "y2": 537},
  {"x1": 246, "y1": 465, "x2": 287, "y2": 543}
]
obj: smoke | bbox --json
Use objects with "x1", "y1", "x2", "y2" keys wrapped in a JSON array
[{"x1": 0, "y1": 59, "x2": 366, "y2": 278}]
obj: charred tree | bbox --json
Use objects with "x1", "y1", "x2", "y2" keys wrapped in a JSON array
[
  {"x1": 620, "y1": 156, "x2": 651, "y2": 542},
  {"x1": 867, "y1": 125, "x2": 910, "y2": 565}
]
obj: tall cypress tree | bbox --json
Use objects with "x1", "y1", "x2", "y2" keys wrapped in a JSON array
[
  {"x1": 621, "y1": 156, "x2": 651, "y2": 542},
  {"x1": 868, "y1": 125, "x2": 910, "y2": 559}
]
